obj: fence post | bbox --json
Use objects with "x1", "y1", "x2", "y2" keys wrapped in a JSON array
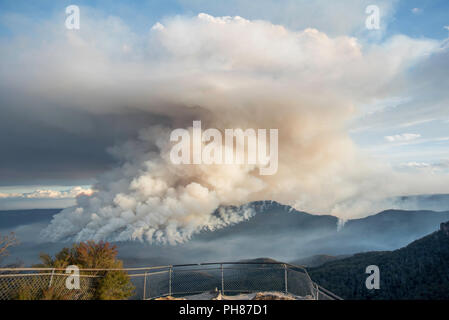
[
  {"x1": 303, "y1": 267, "x2": 317, "y2": 299},
  {"x1": 221, "y1": 264, "x2": 224, "y2": 296},
  {"x1": 169, "y1": 266, "x2": 173, "y2": 297},
  {"x1": 48, "y1": 268, "x2": 55, "y2": 288},
  {"x1": 143, "y1": 272, "x2": 147, "y2": 300},
  {"x1": 284, "y1": 264, "x2": 288, "y2": 294}
]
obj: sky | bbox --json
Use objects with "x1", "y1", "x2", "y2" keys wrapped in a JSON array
[{"x1": 0, "y1": 0, "x2": 448, "y2": 215}]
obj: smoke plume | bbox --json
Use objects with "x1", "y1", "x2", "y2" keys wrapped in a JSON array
[{"x1": 38, "y1": 13, "x2": 446, "y2": 244}]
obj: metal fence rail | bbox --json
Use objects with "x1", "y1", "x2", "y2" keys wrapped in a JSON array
[{"x1": 0, "y1": 262, "x2": 342, "y2": 300}]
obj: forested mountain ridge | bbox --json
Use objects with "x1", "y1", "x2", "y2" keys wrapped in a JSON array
[{"x1": 309, "y1": 221, "x2": 449, "y2": 299}]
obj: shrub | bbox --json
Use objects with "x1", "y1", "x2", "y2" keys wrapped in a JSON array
[{"x1": 32, "y1": 241, "x2": 134, "y2": 300}]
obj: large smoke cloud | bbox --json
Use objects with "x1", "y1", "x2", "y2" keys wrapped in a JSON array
[{"x1": 27, "y1": 13, "x2": 447, "y2": 243}]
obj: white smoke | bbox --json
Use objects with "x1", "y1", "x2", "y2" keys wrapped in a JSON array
[{"x1": 35, "y1": 13, "x2": 448, "y2": 244}]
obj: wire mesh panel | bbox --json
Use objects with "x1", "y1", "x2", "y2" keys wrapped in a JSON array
[
  {"x1": 286, "y1": 268, "x2": 315, "y2": 298},
  {"x1": 0, "y1": 263, "x2": 339, "y2": 300},
  {"x1": 222, "y1": 264, "x2": 285, "y2": 295},
  {"x1": 0, "y1": 271, "x2": 96, "y2": 300},
  {"x1": 144, "y1": 270, "x2": 170, "y2": 299},
  {"x1": 0, "y1": 273, "x2": 51, "y2": 300},
  {"x1": 172, "y1": 266, "x2": 222, "y2": 297},
  {"x1": 317, "y1": 290, "x2": 334, "y2": 300}
]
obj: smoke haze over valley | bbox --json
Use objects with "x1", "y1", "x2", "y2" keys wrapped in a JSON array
[{"x1": 2, "y1": 197, "x2": 449, "y2": 268}]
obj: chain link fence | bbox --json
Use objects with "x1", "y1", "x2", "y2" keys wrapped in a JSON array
[
  {"x1": 1, "y1": 262, "x2": 341, "y2": 300},
  {"x1": 0, "y1": 269, "x2": 98, "y2": 300}
]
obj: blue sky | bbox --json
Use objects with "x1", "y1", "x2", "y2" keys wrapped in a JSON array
[
  {"x1": 0, "y1": 0, "x2": 448, "y2": 211},
  {"x1": 388, "y1": 0, "x2": 449, "y2": 39},
  {"x1": 1, "y1": 0, "x2": 448, "y2": 38}
]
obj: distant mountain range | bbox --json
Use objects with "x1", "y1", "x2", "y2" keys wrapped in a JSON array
[
  {"x1": 1, "y1": 197, "x2": 449, "y2": 266},
  {"x1": 0, "y1": 209, "x2": 60, "y2": 230},
  {"x1": 394, "y1": 194, "x2": 449, "y2": 212},
  {"x1": 194, "y1": 200, "x2": 449, "y2": 259},
  {"x1": 309, "y1": 221, "x2": 449, "y2": 299},
  {"x1": 290, "y1": 254, "x2": 351, "y2": 268}
]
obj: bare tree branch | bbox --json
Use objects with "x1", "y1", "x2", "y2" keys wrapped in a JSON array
[{"x1": 0, "y1": 233, "x2": 19, "y2": 260}]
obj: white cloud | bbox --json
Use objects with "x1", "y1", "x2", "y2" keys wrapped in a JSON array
[
  {"x1": 400, "y1": 160, "x2": 449, "y2": 172},
  {"x1": 400, "y1": 162, "x2": 431, "y2": 168},
  {"x1": 151, "y1": 22, "x2": 164, "y2": 31},
  {"x1": 411, "y1": 8, "x2": 422, "y2": 14},
  {"x1": 0, "y1": 192, "x2": 22, "y2": 199},
  {"x1": 0, "y1": 187, "x2": 93, "y2": 200},
  {"x1": 177, "y1": 0, "x2": 399, "y2": 36},
  {"x1": 385, "y1": 133, "x2": 421, "y2": 142}
]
